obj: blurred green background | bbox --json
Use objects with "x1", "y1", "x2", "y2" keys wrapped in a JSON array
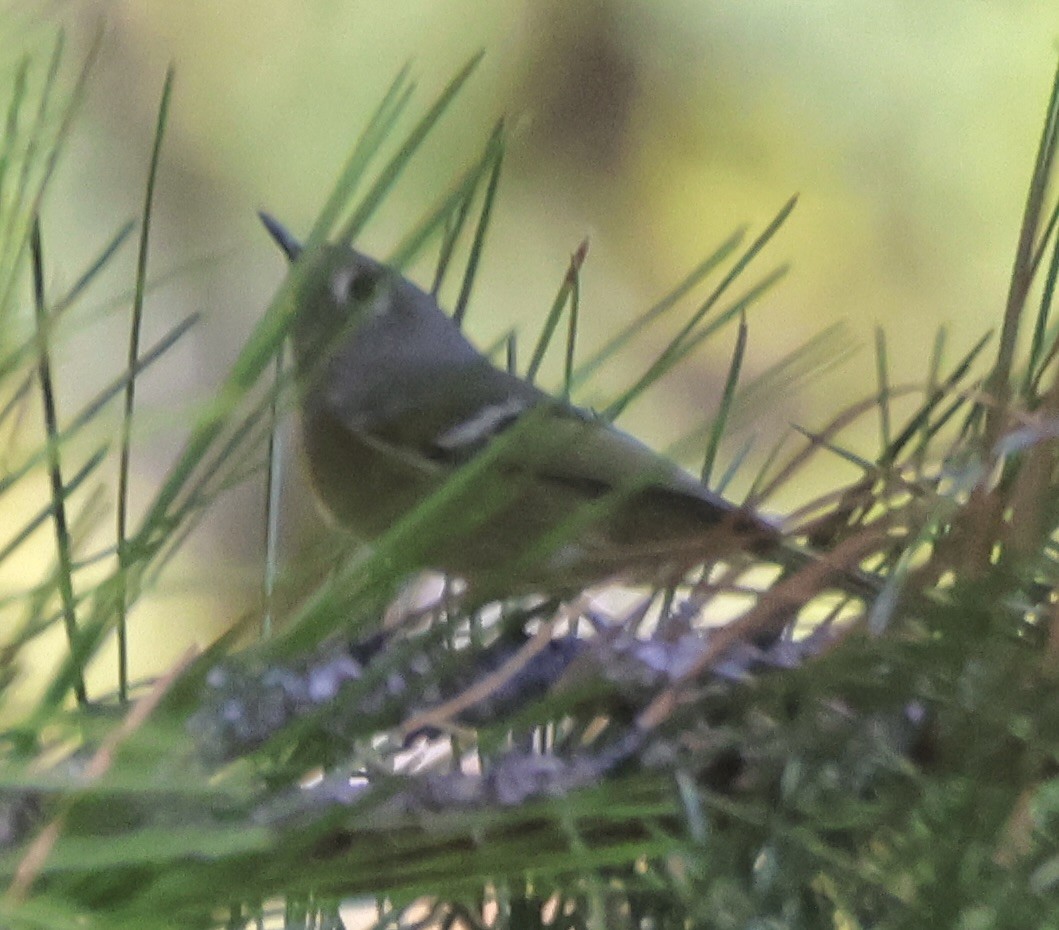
[{"x1": 3, "y1": 1, "x2": 1057, "y2": 688}]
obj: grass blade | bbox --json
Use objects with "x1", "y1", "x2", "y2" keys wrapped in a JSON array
[
  {"x1": 454, "y1": 126, "x2": 505, "y2": 327},
  {"x1": 572, "y1": 227, "x2": 746, "y2": 387},
  {"x1": 306, "y1": 63, "x2": 415, "y2": 248},
  {"x1": 0, "y1": 54, "x2": 28, "y2": 265},
  {"x1": 526, "y1": 238, "x2": 588, "y2": 384},
  {"x1": 0, "y1": 313, "x2": 198, "y2": 509},
  {"x1": 874, "y1": 327, "x2": 892, "y2": 452},
  {"x1": 338, "y1": 52, "x2": 483, "y2": 245},
  {"x1": 0, "y1": 28, "x2": 100, "y2": 327},
  {"x1": 605, "y1": 264, "x2": 788, "y2": 421},
  {"x1": 562, "y1": 242, "x2": 585, "y2": 399},
  {"x1": 115, "y1": 66, "x2": 173, "y2": 702},
  {"x1": 429, "y1": 176, "x2": 476, "y2": 297},
  {"x1": 981, "y1": 58, "x2": 1059, "y2": 447},
  {"x1": 1026, "y1": 211, "x2": 1059, "y2": 396},
  {"x1": 0, "y1": 446, "x2": 106, "y2": 573},
  {"x1": 388, "y1": 119, "x2": 503, "y2": 271},
  {"x1": 261, "y1": 349, "x2": 285, "y2": 642},
  {"x1": 701, "y1": 312, "x2": 748, "y2": 486},
  {"x1": 884, "y1": 330, "x2": 992, "y2": 466},
  {"x1": 30, "y1": 216, "x2": 86, "y2": 704}
]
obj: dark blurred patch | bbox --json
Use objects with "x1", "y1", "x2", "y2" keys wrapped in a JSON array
[{"x1": 513, "y1": 0, "x2": 641, "y2": 174}]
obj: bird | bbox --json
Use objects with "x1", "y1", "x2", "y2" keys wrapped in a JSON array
[{"x1": 260, "y1": 213, "x2": 876, "y2": 600}]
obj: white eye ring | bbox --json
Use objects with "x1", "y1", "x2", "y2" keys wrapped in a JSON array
[
  {"x1": 330, "y1": 267, "x2": 356, "y2": 304},
  {"x1": 331, "y1": 267, "x2": 383, "y2": 307}
]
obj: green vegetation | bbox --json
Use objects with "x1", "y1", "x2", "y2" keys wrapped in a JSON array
[{"x1": 0, "y1": 26, "x2": 1058, "y2": 930}]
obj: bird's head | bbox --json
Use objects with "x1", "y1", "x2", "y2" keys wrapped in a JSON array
[{"x1": 259, "y1": 212, "x2": 398, "y2": 370}]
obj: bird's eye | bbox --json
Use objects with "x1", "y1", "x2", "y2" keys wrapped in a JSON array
[
  {"x1": 350, "y1": 271, "x2": 379, "y2": 302},
  {"x1": 331, "y1": 267, "x2": 381, "y2": 305}
]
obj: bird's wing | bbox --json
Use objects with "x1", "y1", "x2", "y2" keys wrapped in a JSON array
[
  {"x1": 322, "y1": 356, "x2": 544, "y2": 462},
  {"x1": 320, "y1": 350, "x2": 764, "y2": 528}
]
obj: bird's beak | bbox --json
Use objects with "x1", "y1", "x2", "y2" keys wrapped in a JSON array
[{"x1": 258, "y1": 211, "x2": 302, "y2": 261}]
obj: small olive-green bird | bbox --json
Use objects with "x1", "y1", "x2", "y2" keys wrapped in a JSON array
[{"x1": 261, "y1": 214, "x2": 870, "y2": 597}]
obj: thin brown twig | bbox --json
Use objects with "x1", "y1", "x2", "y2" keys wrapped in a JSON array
[
  {"x1": 635, "y1": 529, "x2": 890, "y2": 732},
  {"x1": 748, "y1": 391, "x2": 916, "y2": 509},
  {"x1": 398, "y1": 596, "x2": 591, "y2": 738}
]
